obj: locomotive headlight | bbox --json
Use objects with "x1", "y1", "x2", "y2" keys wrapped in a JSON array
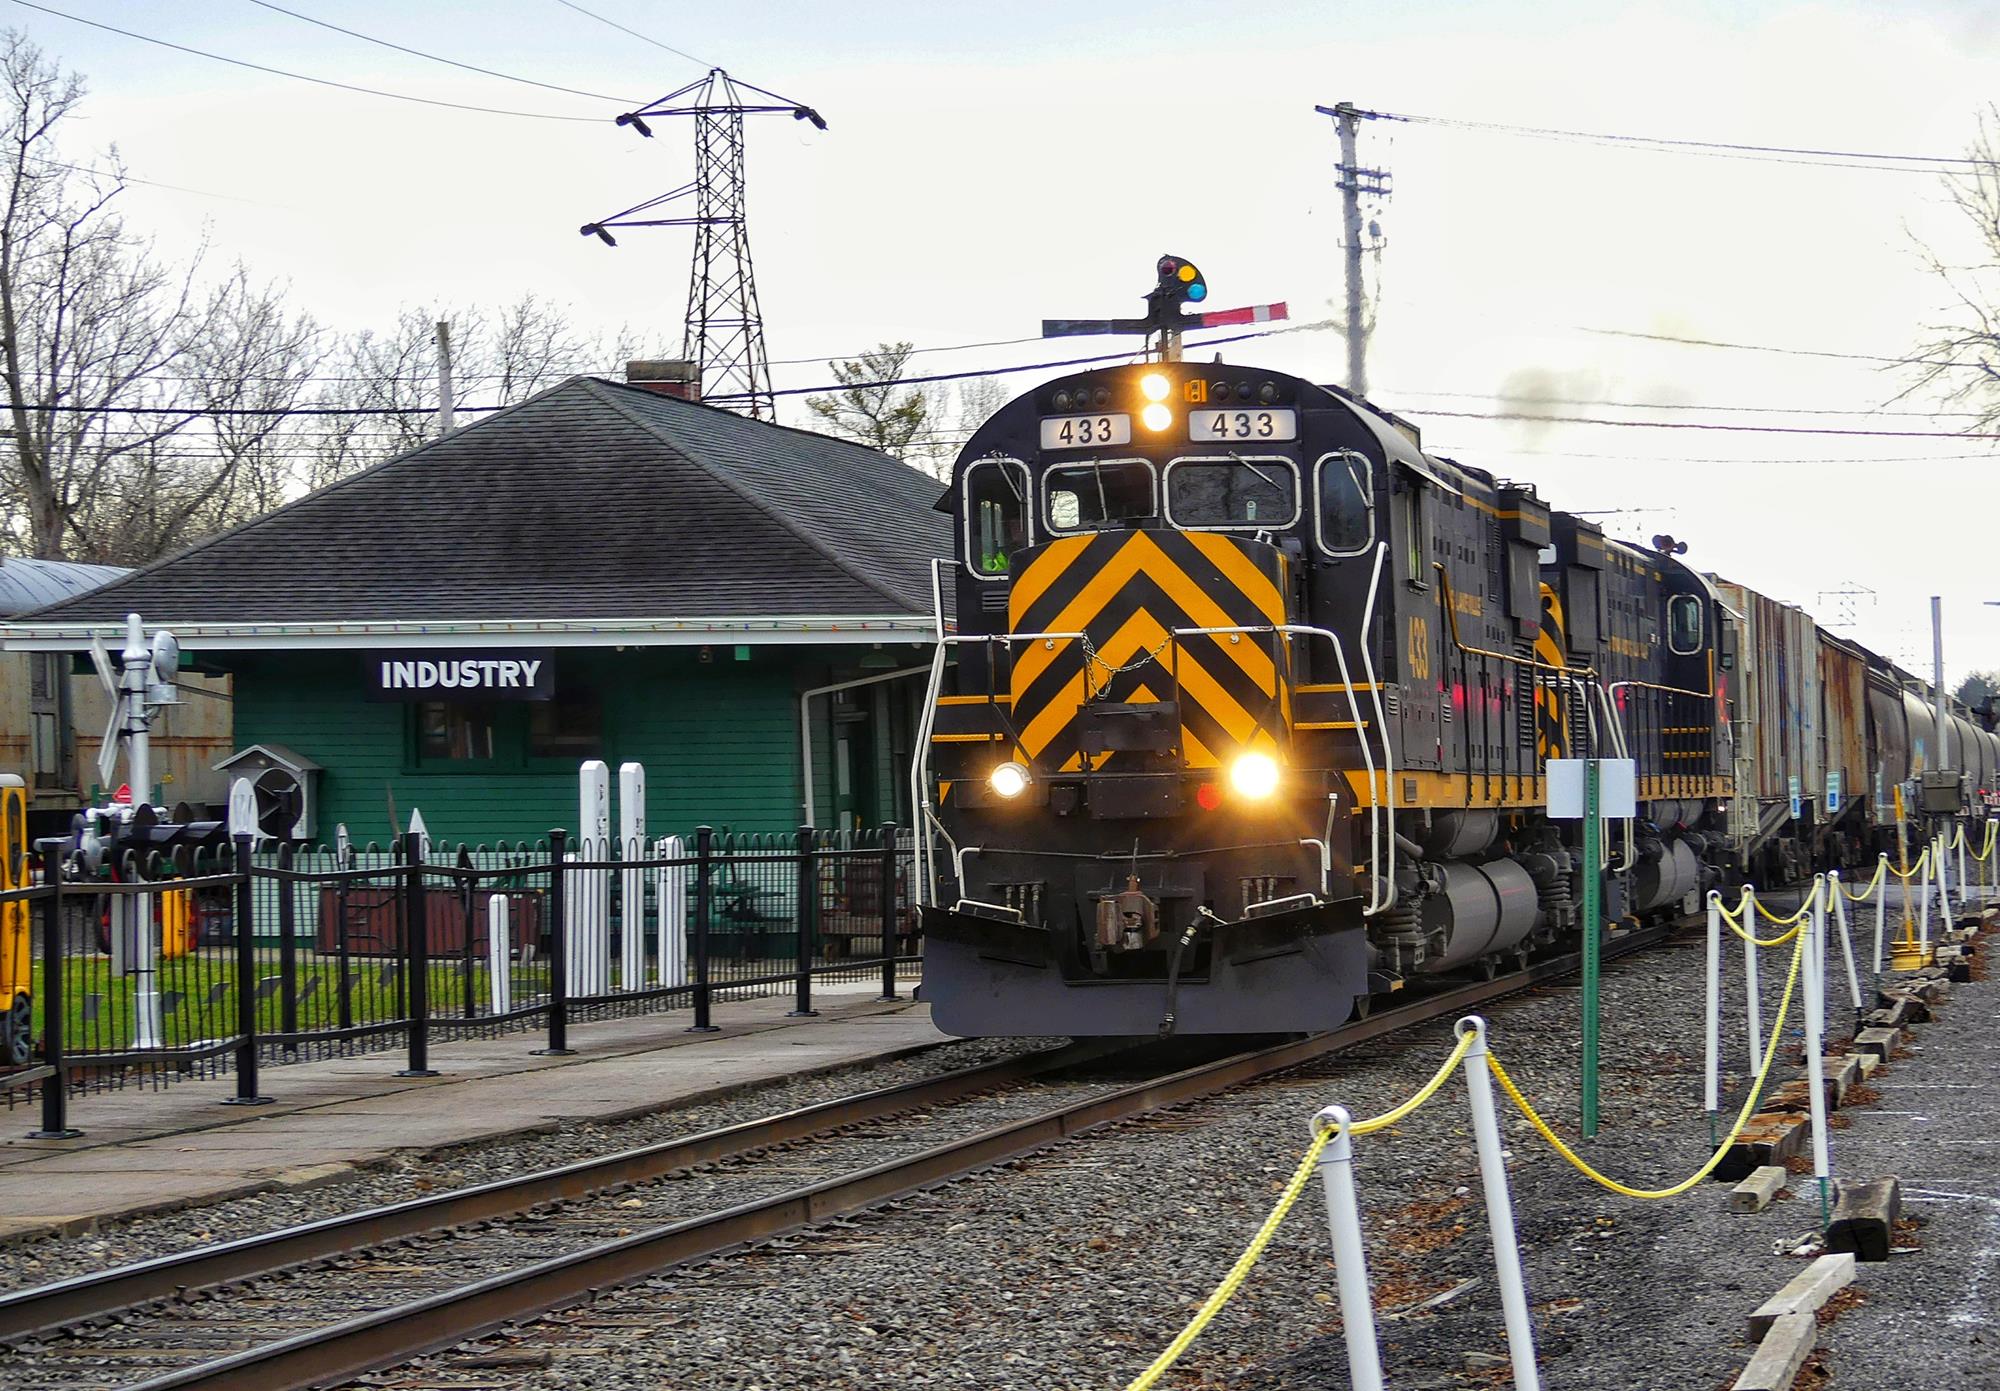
[
  {"x1": 1139, "y1": 371, "x2": 1171, "y2": 402},
  {"x1": 1140, "y1": 402, "x2": 1173, "y2": 432},
  {"x1": 1229, "y1": 751, "x2": 1280, "y2": 800},
  {"x1": 989, "y1": 761, "x2": 1031, "y2": 799}
]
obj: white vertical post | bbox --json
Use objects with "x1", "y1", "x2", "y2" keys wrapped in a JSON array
[
  {"x1": 1703, "y1": 891, "x2": 1721, "y2": 1133},
  {"x1": 131, "y1": 891, "x2": 161, "y2": 1049},
  {"x1": 1742, "y1": 887, "x2": 1763, "y2": 1074},
  {"x1": 486, "y1": 894, "x2": 512, "y2": 1015},
  {"x1": 1803, "y1": 879, "x2": 1833, "y2": 1224},
  {"x1": 1934, "y1": 833, "x2": 1952, "y2": 928},
  {"x1": 1456, "y1": 1016, "x2": 1542, "y2": 1391},
  {"x1": 1828, "y1": 871, "x2": 1861, "y2": 1013},
  {"x1": 1310, "y1": 1105, "x2": 1385, "y2": 1391},
  {"x1": 655, "y1": 834, "x2": 688, "y2": 987},
  {"x1": 572, "y1": 760, "x2": 611, "y2": 996},
  {"x1": 618, "y1": 762, "x2": 646, "y2": 990},
  {"x1": 1958, "y1": 832, "x2": 1969, "y2": 913},
  {"x1": 1872, "y1": 853, "x2": 1889, "y2": 978},
  {"x1": 1918, "y1": 851, "x2": 1932, "y2": 955}
]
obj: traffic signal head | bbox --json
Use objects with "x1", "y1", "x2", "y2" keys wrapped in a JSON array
[{"x1": 1156, "y1": 255, "x2": 1207, "y2": 305}]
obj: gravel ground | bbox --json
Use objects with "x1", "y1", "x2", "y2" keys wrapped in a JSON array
[
  {"x1": 390, "y1": 891, "x2": 1949, "y2": 1391},
  {"x1": 0, "y1": 1034, "x2": 1054, "y2": 1291}
]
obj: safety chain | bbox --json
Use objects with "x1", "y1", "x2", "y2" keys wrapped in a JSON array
[{"x1": 1119, "y1": 1032, "x2": 1475, "y2": 1391}]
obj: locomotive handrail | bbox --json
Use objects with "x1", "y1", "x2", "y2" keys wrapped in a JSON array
[{"x1": 1169, "y1": 619, "x2": 1392, "y2": 915}]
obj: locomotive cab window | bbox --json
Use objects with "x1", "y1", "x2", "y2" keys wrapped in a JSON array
[
  {"x1": 1314, "y1": 451, "x2": 1374, "y2": 555},
  {"x1": 962, "y1": 457, "x2": 1030, "y2": 579},
  {"x1": 1667, "y1": 593, "x2": 1704, "y2": 654},
  {"x1": 1045, "y1": 458, "x2": 1156, "y2": 533},
  {"x1": 1163, "y1": 456, "x2": 1299, "y2": 530}
]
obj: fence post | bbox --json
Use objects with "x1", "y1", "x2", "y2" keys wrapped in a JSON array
[
  {"x1": 534, "y1": 830, "x2": 573, "y2": 1055},
  {"x1": 1803, "y1": 879, "x2": 1833, "y2": 1227},
  {"x1": 224, "y1": 834, "x2": 273, "y2": 1105},
  {"x1": 398, "y1": 830, "x2": 436, "y2": 1078},
  {"x1": 28, "y1": 843, "x2": 78, "y2": 1139},
  {"x1": 1872, "y1": 852, "x2": 1888, "y2": 982},
  {"x1": 790, "y1": 826, "x2": 818, "y2": 1017},
  {"x1": 1309, "y1": 1105, "x2": 1384, "y2": 1391},
  {"x1": 1456, "y1": 1015, "x2": 1541, "y2": 1390},
  {"x1": 689, "y1": 825, "x2": 718, "y2": 1032},
  {"x1": 276, "y1": 843, "x2": 298, "y2": 1050},
  {"x1": 487, "y1": 894, "x2": 512, "y2": 1015},
  {"x1": 878, "y1": 822, "x2": 899, "y2": 1002},
  {"x1": 1742, "y1": 887, "x2": 1763, "y2": 1075},
  {"x1": 1828, "y1": 870, "x2": 1862, "y2": 1027}
]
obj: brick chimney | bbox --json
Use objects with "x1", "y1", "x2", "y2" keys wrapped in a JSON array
[{"x1": 625, "y1": 359, "x2": 701, "y2": 402}]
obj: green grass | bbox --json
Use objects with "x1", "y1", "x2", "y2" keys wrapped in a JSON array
[{"x1": 33, "y1": 948, "x2": 556, "y2": 1052}]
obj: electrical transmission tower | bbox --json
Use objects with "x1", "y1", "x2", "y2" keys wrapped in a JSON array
[{"x1": 581, "y1": 71, "x2": 826, "y2": 420}]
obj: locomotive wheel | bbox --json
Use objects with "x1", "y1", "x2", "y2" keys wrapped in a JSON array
[
  {"x1": 1348, "y1": 993, "x2": 1373, "y2": 1023},
  {"x1": 2, "y1": 993, "x2": 28, "y2": 1067}
]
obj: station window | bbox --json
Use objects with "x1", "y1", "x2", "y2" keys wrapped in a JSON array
[
  {"x1": 417, "y1": 702, "x2": 499, "y2": 762},
  {"x1": 530, "y1": 686, "x2": 604, "y2": 760},
  {"x1": 1315, "y1": 451, "x2": 1373, "y2": 555},
  {"x1": 962, "y1": 458, "x2": 1030, "y2": 579},
  {"x1": 1045, "y1": 459, "x2": 1156, "y2": 533},
  {"x1": 1667, "y1": 594, "x2": 1704, "y2": 655},
  {"x1": 1164, "y1": 456, "x2": 1299, "y2": 530}
]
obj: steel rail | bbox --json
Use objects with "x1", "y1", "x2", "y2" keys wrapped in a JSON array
[
  {"x1": 0, "y1": 1039, "x2": 1125, "y2": 1341},
  {"x1": 104, "y1": 922, "x2": 1669, "y2": 1391}
]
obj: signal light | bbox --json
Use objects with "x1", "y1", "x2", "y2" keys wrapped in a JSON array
[{"x1": 1155, "y1": 255, "x2": 1207, "y2": 310}]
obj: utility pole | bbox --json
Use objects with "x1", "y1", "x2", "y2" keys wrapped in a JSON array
[
  {"x1": 434, "y1": 321, "x2": 455, "y2": 437},
  {"x1": 1316, "y1": 102, "x2": 1390, "y2": 399},
  {"x1": 1933, "y1": 595, "x2": 1950, "y2": 775}
]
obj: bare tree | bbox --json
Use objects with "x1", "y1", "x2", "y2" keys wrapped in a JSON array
[
  {"x1": 1906, "y1": 105, "x2": 2000, "y2": 428},
  {"x1": 802, "y1": 342, "x2": 931, "y2": 458},
  {"x1": 0, "y1": 32, "x2": 324, "y2": 563},
  {"x1": 303, "y1": 296, "x2": 650, "y2": 487}
]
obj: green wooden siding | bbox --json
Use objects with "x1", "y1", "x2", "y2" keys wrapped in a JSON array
[{"x1": 223, "y1": 647, "x2": 917, "y2": 847}]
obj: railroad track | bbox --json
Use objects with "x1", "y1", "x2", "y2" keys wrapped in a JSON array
[{"x1": 0, "y1": 923, "x2": 1670, "y2": 1391}]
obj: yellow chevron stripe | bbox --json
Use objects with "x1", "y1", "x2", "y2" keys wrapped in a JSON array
[
  {"x1": 1019, "y1": 667, "x2": 1088, "y2": 760},
  {"x1": 1006, "y1": 533, "x2": 1092, "y2": 622},
  {"x1": 1188, "y1": 531, "x2": 1285, "y2": 621}
]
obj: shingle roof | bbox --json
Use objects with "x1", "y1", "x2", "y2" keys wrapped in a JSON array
[{"x1": 22, "y1": 378, "x2": 953, "y2": 626}]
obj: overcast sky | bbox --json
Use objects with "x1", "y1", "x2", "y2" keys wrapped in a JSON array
[{"x1": 12, "y1": 0, "x2": 2000, "y2": 681}]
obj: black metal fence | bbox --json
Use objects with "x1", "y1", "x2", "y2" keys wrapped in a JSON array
[{"x1": 1, "y1": 823, "x2": 920, "y2": 1137}]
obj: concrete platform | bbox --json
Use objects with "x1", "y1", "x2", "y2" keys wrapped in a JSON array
[{"x1": 0, "y1": 980, "x2": 942, "y2": 1243}]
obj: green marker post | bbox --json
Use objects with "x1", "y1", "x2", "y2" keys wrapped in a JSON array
[{"x1": 1580, "y1": 757, "x2": 1602, "y2": 1140}]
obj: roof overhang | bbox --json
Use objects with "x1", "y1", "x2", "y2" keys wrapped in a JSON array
[{"x1": 0, "y1": 614, "x2": 947, "y2": 653}]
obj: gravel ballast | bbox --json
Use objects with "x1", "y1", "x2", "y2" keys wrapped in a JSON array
[{"x1": 397, "y1": 898, "x2": 1945, "y2": 1391}]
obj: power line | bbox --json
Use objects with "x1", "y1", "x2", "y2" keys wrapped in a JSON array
[
  {"x1": 243, "y1": 0, "x2": 635, "y2": 104},
  {"x1": 1426, "y1": 445, "x2": 1999, "y2": 465},
  {"x1": 1577, "y1": 324, "x2": 1981, "y2": 368},
  {"x1": 1358, "y1": 105, "x2": 1998, "y2": 175},
  {"x1": 1409, "y1": 407, "x2": 2000, "y2": 440},
  {"x1": 10, "y1": 0, "x2": 606, "y2": 122},
  {"x1": 1390, "y1": 387, "x2": 1988, "y2": 419},
  {"x1": 549, "y1": 0, "x2": 714, "y2": 71}
]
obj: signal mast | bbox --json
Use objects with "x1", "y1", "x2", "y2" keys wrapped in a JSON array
[{"x1": 1041, "y1": 255, "x2": 1288, "y2": 361}]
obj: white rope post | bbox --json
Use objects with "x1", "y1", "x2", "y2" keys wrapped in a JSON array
[
  {"x1": 486, "y1": 893, "x2": 511, "y2": 1015},
  {"x1": 1872, "y1": 853, "x2": 1889, "y2": 981},
  {"x1": 1828, "y1": 870, "x2": 1861, "y2": 1015},
  {"x1": 1958, "y1": 830, "x2": 1969, "y2": 914},
  {"x1": 1742, "y1": 887, "x2": 1763, "y2": 1076},
  {"x1": 1456, "y1": 1016, "x2": 1542, "y2": 1391},
  {"x1": 1939, "y1": 833, "x2": 1957, "y2": 929},
  {"x1": 1918, "y1": 852, "x2": 1932, "y2": 956},
  {"x1": 1703, "y1": 891, "x2": 1722, "y2": 1145},
  {"x1": 655, "y1": 835, "x2": 688, "y2": 988},
  {"x1": 1310, "y1": 1106, "x2": 1385, "y2": 1391},
  {"x1": 1803, "y1": 879, "x2": 1833, "y2": 1226}
]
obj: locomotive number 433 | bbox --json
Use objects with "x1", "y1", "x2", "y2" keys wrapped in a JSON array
[{"x1": 1189, "y1": 408, "x2": 1298, "y2": 441}]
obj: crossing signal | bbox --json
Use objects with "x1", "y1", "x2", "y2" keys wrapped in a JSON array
[{"x1": 1156, "y1": 255, "x2": 1206, "y2": 306}]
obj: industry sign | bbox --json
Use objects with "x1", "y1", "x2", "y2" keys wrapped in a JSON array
[{"x1": 365, "y1": 649, "x2": 554, "y2": 701}]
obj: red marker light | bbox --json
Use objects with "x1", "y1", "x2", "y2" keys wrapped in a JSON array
[{"x1": 1196, "y1": 782, "x2": 1223, "y2": 811}]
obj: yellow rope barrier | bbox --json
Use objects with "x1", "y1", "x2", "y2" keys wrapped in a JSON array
[
  {"x1": 1886, "y1": 845, "x2": 1931, "y2": 881},
  {"x1": 1714, "y1": 880, "x2": 1815, "y2": 948},
  {"x1": 1487, "y1": 924, "x2": 1807, "y2": 1200},
  {"x1": 1840, "y1": 858, "x2": 1886, "y2": 902},
  {"x1": 1119, "y1": 1032, "x2": 1475, "y2": 1391}
]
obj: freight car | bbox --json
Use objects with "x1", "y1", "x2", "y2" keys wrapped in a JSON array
[{"x1": 915, "y1": 354, "x2": 1990, "y2": 1037}]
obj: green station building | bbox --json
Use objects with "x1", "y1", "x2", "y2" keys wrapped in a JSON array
[{"x1": 2, "y1": 370, "x2": 952, "y2": 846}]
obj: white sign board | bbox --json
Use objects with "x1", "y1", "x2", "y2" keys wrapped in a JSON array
[
  {"x1": 1825, "y1": 770, "x2": 1843, "y2": 816},
  {"x1": 1788, "y1": 774, "x2": 1803, "y2": 821},
  {"x1": 1546, "y1": 758, "x2": 1638, "y2": 820}
]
